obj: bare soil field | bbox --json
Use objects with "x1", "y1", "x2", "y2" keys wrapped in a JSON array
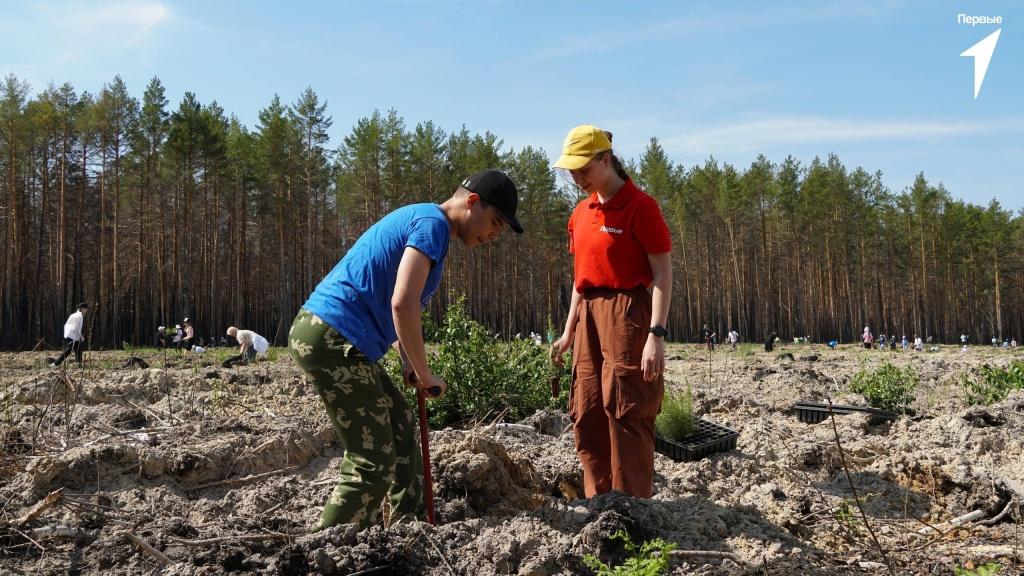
[{"x1": 1, "y1": 343, "x2": 1022, "y2": 575}]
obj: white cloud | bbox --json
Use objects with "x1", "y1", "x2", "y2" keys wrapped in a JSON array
[
  {"x1": 661, "y1": 116, "x2": 1024, "y2": 156},
  {"x1": 39, "y1": 1, "x2": 170, "y2": 46},
  {"x1": 532, "y1": 1, "x2": 909, "y2": 61}
]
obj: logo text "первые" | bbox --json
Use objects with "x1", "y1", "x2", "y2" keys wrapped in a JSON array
[{"x1": 958, "y1": 14, "x2": 1003, "y2": 26}]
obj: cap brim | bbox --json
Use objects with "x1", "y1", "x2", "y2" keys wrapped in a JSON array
[
  {"x1": 498, "y1": 210, "x2": 524, "y2": 234},
  {"x1": 553, "y1": 154, "x2": 592, "y2": 170}
]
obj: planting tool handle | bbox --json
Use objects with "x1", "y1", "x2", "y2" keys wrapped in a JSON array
[
  {"x1": 408, "y1": 372, "x2": 442, "y2": 398},
  {"x1": 416, "y1": 389, "x2": 436, "y2": 526}
]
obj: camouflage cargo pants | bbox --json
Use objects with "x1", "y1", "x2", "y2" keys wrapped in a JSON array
[{"x1": 288, "y1": 308, "x2": 424, "y2": 530}]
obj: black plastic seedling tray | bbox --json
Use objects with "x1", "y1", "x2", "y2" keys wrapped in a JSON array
[
  {"x1": 792, "y1": 402, "x2": 898, "y2": 424},
  {"x1": 655, "y1": 419, "x2": 738, "y2": 462}
]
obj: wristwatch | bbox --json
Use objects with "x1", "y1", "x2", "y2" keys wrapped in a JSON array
[{"x1": 649, "y1": 325, "x2": 667, "y2": 338}]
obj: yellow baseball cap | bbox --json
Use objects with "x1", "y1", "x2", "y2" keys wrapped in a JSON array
[{"x1": 553, "y1": 125, "x2": 612, "y2": 170}]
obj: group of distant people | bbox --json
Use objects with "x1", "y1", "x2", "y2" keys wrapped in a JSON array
[
  {"x1": 155, "y1": 318, "x2": 204, "y2": 353},
  {"x1": 692, "y1": 324, "x2": 1019, "y2": 354},
  {"x1": 861, "y1": 327, "x2": 919, "y2": 351},
  {"x1": 961, "y1": 333, "x2": 1018, "y2": 352},
  {"x1": 49, "y1": 305, "x2": 271, "y2": 369},
  {"x1": 153, "y1": 321, "x2": 270, "y2": 366}
]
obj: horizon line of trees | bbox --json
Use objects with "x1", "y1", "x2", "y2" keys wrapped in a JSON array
[{"x1": 1, "y1": 73, "x2": 1022, "y2": 351}]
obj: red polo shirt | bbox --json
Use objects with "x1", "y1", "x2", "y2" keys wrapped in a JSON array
[{"x1": 568, "y1": 179, "x2": 672, "y2": 290}]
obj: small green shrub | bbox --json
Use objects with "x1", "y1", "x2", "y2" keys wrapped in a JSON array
[
  {"x1": 961, "y1": 361, "x2": 1024, "y2": 406},
  {"x1": 583, "y1": 530, "x2": 676, "y2": 576},
  {"x1": 735, "y1": 343, "x2": 756, "y2": 358},
  {"x1": 953, "y1": 562, "x2": 1001, "y2": 576},
  {"x1": 833, "y1": 500, "x2": 857, "y2": 531},
  {"x1": 385, "y1": 296, "x2": 564, "y2": 428},
  {"x1": 850, "y1": 361, "x2": 918, "y2": 412},
  {"x1": 655, "y1": 385, "x2": 694, "y2": 441}
]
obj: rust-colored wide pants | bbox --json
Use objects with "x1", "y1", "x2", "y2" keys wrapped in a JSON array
[{"x1": 570, "y1": 286, "x2": 664, "y2": 498}]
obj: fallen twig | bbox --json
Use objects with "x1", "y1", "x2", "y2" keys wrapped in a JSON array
[
  {"x1": 188, "y1": 465, "x2": 299, "y2": 491},
  {"x1": 917, "y1": 509, "x2": 985, "y2": 535},
  {"x1": 492, "y1": 423, "x2": 536, "y2": 434},
  {"x1": 167, "y1": 533, "x2": 291, "y2": 546},
  {"x1": 980, "y1": 498, "x2": 1019, "y2": 526},
  {"x1": 29, "y1": 525, "x2": 82, "y2": 538},
  {"x1": 965, "y1": 544, "x2": 1024, "y2": 559},
  {"x1": 120, "y1": 530, "x2": 172, "y2": 566},
  {"x1": 659, "y1": 549, "x2": 748, "y2": 566},
  {"x1": 827, "y1": 398, "x2": 897, "y2": 576},
  {"x1": 262, "y1": 501, "x2": 286, "y2": 516},
  {"x1": 416, "y1": 523, "x2": 457, "y2": 576},
  {"x1": 11, "y1": 488, "x2": 64, "y2": 528},
  {"x1": 345, "y1": 567, "x2": 392, "y2": 576},
  {"x1": 10, "y1": 527, "x2": 45, "y2": 552},
  {"x1": 82, "y1": 425, "x2": 171, "y2": 447},
  {"x1": 125, "y1": 398, "x2": 181, "y2": 426}
]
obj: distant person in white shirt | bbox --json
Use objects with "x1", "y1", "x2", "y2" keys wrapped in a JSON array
[
  {"x1": 224, "y1": 326, "x2": 269, "y2": 366},
  {"x1": 51, "y1": 302, "x2": 89, "y2": 367},
  {"x1": 728, "y1": 329, "x2": 739, "y2": 350}
]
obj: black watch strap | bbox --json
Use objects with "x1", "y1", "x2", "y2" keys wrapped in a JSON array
[{"x1": 649, "y1": 325, "x2": 667, "y2": 338}]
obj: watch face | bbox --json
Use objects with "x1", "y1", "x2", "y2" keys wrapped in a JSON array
[{"x1": 650, "y1": 325, "x2": 667, "y2": 337}]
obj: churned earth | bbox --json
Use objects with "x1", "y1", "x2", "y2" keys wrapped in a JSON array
[{"x1": 1, "y1": 342, "x2": 1022, "y2": 575}]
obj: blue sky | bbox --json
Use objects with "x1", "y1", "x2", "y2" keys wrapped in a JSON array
[{"x1": 2, "y1": 0, "x2": 1021, "y2": 211}]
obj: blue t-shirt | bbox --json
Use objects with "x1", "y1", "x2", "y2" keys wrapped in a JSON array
[{"x1": 302, "y1": 204, "x2": 450, "y2": 361}]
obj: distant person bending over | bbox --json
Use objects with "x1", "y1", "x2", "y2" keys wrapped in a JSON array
[
  {"x1": 765, "y1": 331, "x2": 777, "y2": 352},
  {"x1": 51, "y1": 302, "x2": 89, "y2": 367},
  {"x1": 155, "y1": 325, "x2": 167, "y2": 349},
  {"x1": 702, "y1": 323, "x2": 716, "y2": 352},
  {"x1": 728, "y1": 329, "x2": 739, "y2": 351},
  {"x1": 181, "y1": 318, "x2": 195, "y2": 353},
  {"x1": 224, "y1": 326, "x2": 269, "y2": 366},
  {"x1": 862, "y1": 326, "x2": 873, "y2": 350}
]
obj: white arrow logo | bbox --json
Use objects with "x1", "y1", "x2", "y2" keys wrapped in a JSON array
[{"x1": 961, "y1": 28, "x2": 1002, "y2": 99}]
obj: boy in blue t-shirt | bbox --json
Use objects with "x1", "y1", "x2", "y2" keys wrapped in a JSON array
[{"x1": 288, "y1": 170, "x2": 522, "y2": 531}]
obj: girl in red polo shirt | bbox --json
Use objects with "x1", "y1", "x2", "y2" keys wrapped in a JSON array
[{"x1": 550, "y1": 124, "x2": 673, "y2": 499}]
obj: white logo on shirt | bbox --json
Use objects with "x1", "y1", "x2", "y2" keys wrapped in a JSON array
[{"x1": 600, "y1": 225, "x2": 623, "y2": 234}]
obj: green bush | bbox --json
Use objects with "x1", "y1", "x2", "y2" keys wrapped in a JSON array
[
  {"x1": 961, "y1": 361, "x2": 1024, "y2": 406},
  {"x1": 386, "y1": 296, "x2": 568, "y2": 428},
  {"x1": 849, "y1": 361, "x2": 918, "y2": 412},
  {"x1": 655, "y1": 384, "x2": 694, "y2": 441},
  {"x1": 583, "y1": 530, "x2": 676, "y2": 576},
  {"x1": 735, "y1": 343, "x2": 756, "y2": 358}
]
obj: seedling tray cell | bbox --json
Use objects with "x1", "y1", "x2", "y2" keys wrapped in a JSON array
[
  {"x1": 792, "y1": 402, "x2": 898, "y2": 424},
  {"x1": 655, "y1": 419, "x2": 738, "y2": 462}
]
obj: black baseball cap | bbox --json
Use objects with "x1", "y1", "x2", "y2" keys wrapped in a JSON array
[{"x1": 460, "y1": 170, "x2": 523, "y2": 234}]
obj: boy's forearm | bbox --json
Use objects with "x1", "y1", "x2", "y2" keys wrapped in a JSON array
[{"x1": 393, "y1": 299, "x2": 430, "y2": 380}]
